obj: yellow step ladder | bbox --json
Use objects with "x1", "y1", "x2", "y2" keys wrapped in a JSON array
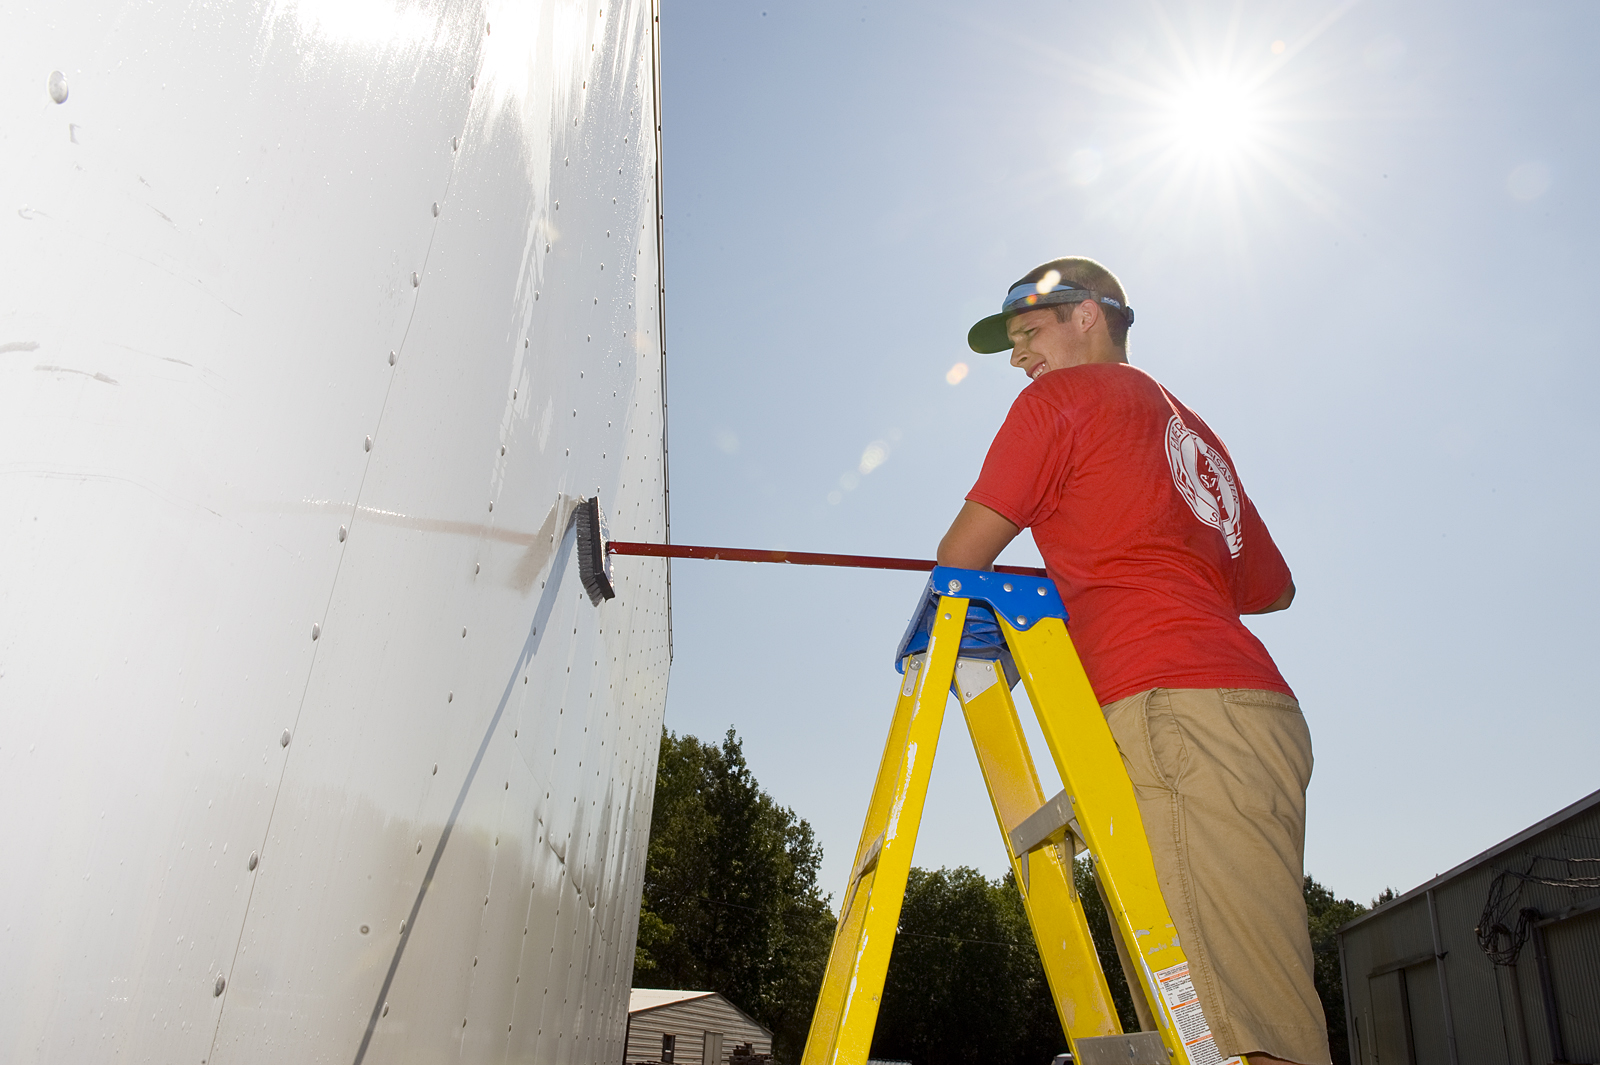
[{"x1": 799, "y1": 567, "x2": 1244, "y2": 1065}]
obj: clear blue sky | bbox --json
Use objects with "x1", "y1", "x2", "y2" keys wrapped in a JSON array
[{"x1": 655, "y1": 0, "x2": 1600, "y2": 906}]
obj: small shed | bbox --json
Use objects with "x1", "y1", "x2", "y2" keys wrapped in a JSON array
[
  {"x1": 1337, "y1": 787, "x2": 1600, "y2": 1065},
  {"x1": 625, "y1": 988, "x2": 774, "y2": 1065}
]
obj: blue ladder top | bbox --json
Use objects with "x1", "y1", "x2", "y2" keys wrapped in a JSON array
[{"x1": 894, "y1": 566, "x2": 1067, "y2": 674}]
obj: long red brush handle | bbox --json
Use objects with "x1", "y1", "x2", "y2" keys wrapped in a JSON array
[{"x1": 606, "y1": 540, "x2": 1048, "y2": 578}]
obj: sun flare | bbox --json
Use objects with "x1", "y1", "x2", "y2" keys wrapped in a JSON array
[{"x1": 1039, "y1": 7, "x2": 1364, "y2": 239}]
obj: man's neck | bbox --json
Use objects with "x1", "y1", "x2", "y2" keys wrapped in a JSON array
[{"x1": 1078, "y1": 344, "x2": 1127, "y2": 367}]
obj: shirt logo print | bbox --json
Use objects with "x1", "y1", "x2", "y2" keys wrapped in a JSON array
[{"x1": 1165, "y1": 415, "x2": 1243, "y2": 558}]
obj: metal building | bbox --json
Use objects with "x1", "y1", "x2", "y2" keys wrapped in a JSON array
[
  {"x1": 1337, "y1": 789, "x2": 1600, "y2": 1065},
  {"x1": 1, "y1": 0, "x2": 671, "y2": 1062},
  {"x1": 625, "y1": 989, "x2": 774, "y2": 1065}
]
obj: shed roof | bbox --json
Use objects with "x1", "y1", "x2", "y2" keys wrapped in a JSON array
[
  {"x1": 1339, "y1": 785, "x2": 1600, "y2": 934},
  {"x1": 629, "y1": 988, "x2": 715, "y2": 1013},
  {"x1": 627, "y1": 989, "x2": 773, "y2": 1038}
]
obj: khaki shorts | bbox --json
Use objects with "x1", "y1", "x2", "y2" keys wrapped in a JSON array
[{"x1": 1101, "y1": 688, "x2": 1330, "y2": 1065}]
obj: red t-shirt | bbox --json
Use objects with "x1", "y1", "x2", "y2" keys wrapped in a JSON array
[{"x1": 967, "y1": 363, "x2": 1293, "y2": 703}]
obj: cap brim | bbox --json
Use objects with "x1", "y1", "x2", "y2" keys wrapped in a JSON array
[{"x1": 967, "y1": 313, "x2": 1012, "y2": 354}]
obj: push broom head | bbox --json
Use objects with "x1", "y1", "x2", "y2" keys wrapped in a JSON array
[{"x1": 575, "y1": 496, "x2": 615, "y2": 603}]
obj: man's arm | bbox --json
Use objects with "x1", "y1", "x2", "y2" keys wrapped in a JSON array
[
  {"x1": 937, "y1": 500, "x2": 1021, "y2": 571},
  {"x1": 1246, "y1": 579, "x2": 1296, "y2": 614}
]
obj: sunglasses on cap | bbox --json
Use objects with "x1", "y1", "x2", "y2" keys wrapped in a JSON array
[
  {"x1": 968, "y1": 280, "x2": 1134, "y2": 354},
  {"x1": 1003, "y1": 282, "x2": 1133, "y2": 321}
]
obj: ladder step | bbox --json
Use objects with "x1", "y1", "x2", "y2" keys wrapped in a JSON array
[
  {"x1": 1073, "y1": 1032, "x2": 1170, "y2": 1065},
  {"x1": 1008, "y1": 788, "x2": 1083, "y2": 856}
]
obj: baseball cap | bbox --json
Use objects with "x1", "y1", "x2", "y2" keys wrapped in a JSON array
[{"x1": 967, "y1": 261, "x2": 1135, "y2": 354}]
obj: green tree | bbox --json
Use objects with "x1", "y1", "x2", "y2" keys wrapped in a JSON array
[
  {"x1": 872, "y1": 860, "x2": 1371, "y2": 1065},
  {"x1": 1304, "y1": 876, "x2": 1369, "y2": 1065},
  {"x1": 871, "y1": 866, "x2": 1063, "y2": 1065},
  {"x1": 632, "y1": 729, "x2": 835, "y2": 1063},
  {"x1": 1073, "y1": 857, "x2": 1142, "y2": 1032}
]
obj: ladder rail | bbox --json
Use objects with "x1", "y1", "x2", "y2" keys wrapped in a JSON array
[
  {"x1": 800, "y1": 656, "x2": 922, "y2": 1064},
  {"x1": 799, "y1": 600, "x2": 970, "y2": 1065},
  {"x1": 951, "y1": 656, "x2": 1123, "y2": 1041}
]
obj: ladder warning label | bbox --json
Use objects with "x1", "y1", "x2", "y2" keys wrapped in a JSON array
[{"x1": 1153, "y1": 961, "x2": 1243, "y2": 1065}]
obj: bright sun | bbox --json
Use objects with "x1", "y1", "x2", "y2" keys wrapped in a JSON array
[
  {"x1": 1168, "y1": 76, "x2": 1260, "y2": 160},
  {"x1": 1044, "y1": 21, "x2": 1349, "y2": 238}
]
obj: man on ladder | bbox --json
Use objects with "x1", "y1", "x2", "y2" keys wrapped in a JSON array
[{"x1": 938, "y1": 257, "x2": 1330, "y2": 1065}]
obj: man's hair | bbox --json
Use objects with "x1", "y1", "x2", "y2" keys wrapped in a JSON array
[{"x1": 1022, "y1": 257, "x2": 1131, "y2": 351}]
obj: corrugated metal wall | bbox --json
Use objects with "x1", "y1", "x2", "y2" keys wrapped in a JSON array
[
  {"x1": 625, "y1": 995, "x2": 773, "y2": 1065},
  {"x1": 1338, "y1": 792, "x2": 1600, "y2": 1065}
]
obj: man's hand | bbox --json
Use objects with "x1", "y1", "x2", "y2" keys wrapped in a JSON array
[
  {"x1": 937, "y1": 500, "x2": 1021, "y2": 571},
  {"x1": 1247, "y1": 580, "x2": 1296, "y2": 614}
]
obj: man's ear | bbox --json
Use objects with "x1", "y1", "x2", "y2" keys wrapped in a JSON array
[{"x1": 1075, "y1": 298, "x2": 1101, "y2": 334}]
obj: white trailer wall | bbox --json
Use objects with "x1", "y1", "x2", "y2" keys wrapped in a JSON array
[{"x1": 0, "y1": 0, "x2": 671, "y2": 1060}]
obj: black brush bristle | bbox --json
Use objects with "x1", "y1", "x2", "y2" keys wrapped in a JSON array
[{"x1": 575, "y1": 497, "x2": 614, "y2": 603}]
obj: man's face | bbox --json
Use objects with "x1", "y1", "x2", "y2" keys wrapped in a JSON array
[{"x1": 1006, "y1": 304, "x2": 1089, "y2": 382}]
